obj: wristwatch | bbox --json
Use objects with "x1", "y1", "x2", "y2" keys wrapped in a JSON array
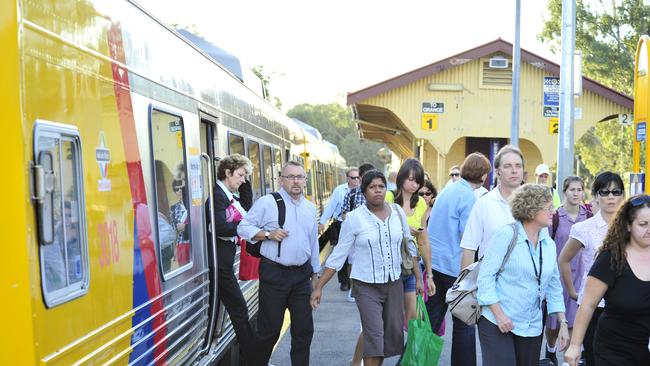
[
  {"x1": 264, "y1": 231, "x2": 271, "y2": 240},
  {"x1": 559, "y1": 319, "x2": 569, "y2": 326}
]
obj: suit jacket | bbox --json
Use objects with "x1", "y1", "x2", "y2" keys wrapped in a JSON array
[{"x1": 210, "y1": 180, "x2": 252, "y2": 239}]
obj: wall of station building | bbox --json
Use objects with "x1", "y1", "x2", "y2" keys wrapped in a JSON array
[{"x1": 360, "y1": 55, "x2": 632, "y2": 190}]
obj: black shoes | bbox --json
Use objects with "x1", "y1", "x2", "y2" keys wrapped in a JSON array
[
  {"x1": 340, "y1": 282, "x2": 350, "y2": 291},
  {"x1": 545, "y1": 349, "x2": 558, "y2": 365}
]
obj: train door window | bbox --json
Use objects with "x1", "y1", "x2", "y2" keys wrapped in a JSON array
[
  {"x1": 248, "y1": 140, "x2": 263, "y2": 200},
  {"x1": 263, "y1": 145, "x2": 273, "y2": 193},
  {"x1": 150, "y1": 109, "x2": 192, "y2": 277},
  {"x1": 228, "y1": 132, "x2": 245, "y2": 156},
  {"x1": 33, "y1": 121, "x2": 88, "y2": 307},
  {"x1": 274, "y1": 147, "x2": 282, "y2": 176}
]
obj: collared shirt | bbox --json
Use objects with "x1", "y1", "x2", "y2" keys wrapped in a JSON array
[
  {"x1": 325, "y1": 204, "x2": 417, "y2": 284},
  {"x1": 460, "y1": 185, "x2": 514, "y2": 258},
  {"x1": 477, "y1": 221, "x2": 565, "y2": 337},
  {"x1": 569, "y1": 211, "x2": 608, "y2": 307},
  {"x1": 216, "y1": 180, "x2": 246, "y2": 242},
  {"x1": 428, "y1": 179, "x2": 477, "y2": 277},
  {"x1": 319, "y1": 183, "x2": 349, "y2": 224},
  {"x1": 342, "y1": 186, "x2": 365, "y2": 216},
  {"x1": 237, "y1": 188, "x2": 321, "y2": 273}
]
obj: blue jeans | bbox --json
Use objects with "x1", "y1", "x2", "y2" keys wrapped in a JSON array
[{"x1": 426, "y1": 269, "x2": 477, "y2": 366}]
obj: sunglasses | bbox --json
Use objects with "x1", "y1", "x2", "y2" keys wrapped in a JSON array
[
  {"x1": 348, "y1": 176, "x2": 360, "y2": 180},
  {"x1": 631, "y1": 195, "x2": 650, "y2": 206},
  {"x1": 598, "y1": 189, "x2": 624, "y2": 197},
  {"x1": 419, "y1": 191, "x2": 433, "y2": 197},
  {"x1": 450, "y1": 173, "x2": 459, "y2": 177}
]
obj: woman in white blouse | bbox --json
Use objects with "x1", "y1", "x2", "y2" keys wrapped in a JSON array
[{"x1": 311, "y1": 170, "x2": 420, "y2": 366}]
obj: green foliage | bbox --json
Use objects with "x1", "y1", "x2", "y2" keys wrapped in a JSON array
[
  {"x1": 251, "y1": 65, "x2": 282, "y2": 109},
  {"x1": 540, "y1": 0, "x2": 649, "y2": 178},
  {"x1": 287, "y1": 103, "x2": 386, "y2": 169}
]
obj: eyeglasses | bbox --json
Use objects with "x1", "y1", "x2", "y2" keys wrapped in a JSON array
[
  {"x1": 419, "y1": 191, "x2": 433, "y2": 197},
  {"x1": 598, "y1": 189, "x2": 624, "y2": 197},
  {"x1": 631, "y1": 195, "x2": 650, "y2": 206},
  {"x1": 282, "y1": 175, "x2": 306, "y2": 181},
  {"x1": 348, "y1": 176, "x2": 360, "y2": 180},
  {"x1": 450, "y1": 173, "x2": 460, "y2": 177}
]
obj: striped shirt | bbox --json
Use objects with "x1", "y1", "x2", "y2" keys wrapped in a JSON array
[
  {"x1": 477, "y1": 221, "x2": 565, "y2": 337},
  {"x1": 325, "y1": 204, "x2": 417, "y2": 283}
]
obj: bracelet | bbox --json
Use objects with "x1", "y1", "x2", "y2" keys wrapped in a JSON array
[{"x1": 559, "y1": 319, "x2": 568, "y2": 325}]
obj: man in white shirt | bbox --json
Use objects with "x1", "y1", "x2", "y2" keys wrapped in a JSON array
[
  {"x1": 460, "y1": 145, "x2": 524, "y2": 269},
  {"x1": 318, "y1": 167, "x2": 360, "y2": 290}
]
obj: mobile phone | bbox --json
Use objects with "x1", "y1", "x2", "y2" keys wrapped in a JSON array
[{"x1": 417, "y1": 227, "x2": 424, "y2": 232}]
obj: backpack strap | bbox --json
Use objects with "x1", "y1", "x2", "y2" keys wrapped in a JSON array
[
  {"x1": 496, "y1": 222, "x2": 519, "y2": 277},
  {"x1": 551, "y1": 209, "x2": 560, "y2": 239},
  {"x1": 585, "y1": 205, "x2": 594, "y2": 218},
  {"x1": 270, "y1": 192, "x2": 286, "y2": 257}
]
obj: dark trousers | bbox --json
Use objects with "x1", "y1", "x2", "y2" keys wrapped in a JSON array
[
  {"x1": 426, "y1": 269, "x2": 477, "y2": 366},
  {"x1": 328, "y1": 220, "x2": 350, "y2": 286},
  {"x1": 256, "y1": 258, "x2": 314, "y2": 366},
  {"x1": 477, "y1": 316, "x2": 543, "y2": 366},
  {"x1": 216, "y1": 240, "x2": 256, "y2": 364},
  {"x1": 583, "y1": 307, "x2": 603, "y2": 366}
]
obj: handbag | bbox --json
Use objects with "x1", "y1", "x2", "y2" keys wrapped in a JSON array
[
  {"x1": 392, "y1": 204, "x2": 415, "y2": 276},
  {"x1": 445, "y1": 222, "x2": 519, "y2": 325},
  {"x1": 402, "y1": 294, "x2": 444, "y2": 366}
]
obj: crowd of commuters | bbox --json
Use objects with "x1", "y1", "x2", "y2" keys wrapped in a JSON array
[{"x1": 206, "y1": 145, "x2": 649, "y2": 366}]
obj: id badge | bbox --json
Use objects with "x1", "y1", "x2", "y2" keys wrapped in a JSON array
[{"x1": 537, "y1": 288, "x2": 543, "y2": 311}]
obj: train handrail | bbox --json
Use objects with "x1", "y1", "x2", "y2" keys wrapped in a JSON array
[{"x1": 200, "y1": 153, "x2": 219, "y2": 355}]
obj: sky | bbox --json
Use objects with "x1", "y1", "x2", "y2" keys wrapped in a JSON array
[{"x1": 135, "y1": 0, "x2": 557, "y2": 111}]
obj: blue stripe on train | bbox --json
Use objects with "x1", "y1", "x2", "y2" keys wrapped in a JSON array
[{"x1": 129, "y1": 220, "x2": 155, "y2": 365}]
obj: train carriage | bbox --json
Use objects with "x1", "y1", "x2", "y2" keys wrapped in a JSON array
[{"x1": 1, "y1": 0, "x2": 345, "y2": 365}]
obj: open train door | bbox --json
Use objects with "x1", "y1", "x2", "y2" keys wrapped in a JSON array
[{"x1": 199, "y1": 113, "x2": 219, "y2": 354}]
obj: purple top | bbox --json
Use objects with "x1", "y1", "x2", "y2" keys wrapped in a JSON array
[{"x1": 547, "y1": 205, "x2": 589, "y2": 328}]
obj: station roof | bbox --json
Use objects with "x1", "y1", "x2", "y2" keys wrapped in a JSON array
[{"x1": 347, "y1": 38, "x2": 633, "y2": 157}]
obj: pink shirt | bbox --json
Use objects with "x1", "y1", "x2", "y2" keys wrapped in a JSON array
[{"x1": 569, "y1": 211, "x2": 608, "y2": 307}]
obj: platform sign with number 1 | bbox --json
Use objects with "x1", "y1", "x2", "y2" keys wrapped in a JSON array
[{"x1": 421, "y1": 113, "x2": 438, "y2": 131}]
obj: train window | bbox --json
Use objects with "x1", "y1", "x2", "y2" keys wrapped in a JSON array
[
  {"x1": 248, "y1": 141, "x2": 263, "y2": 200},
  {"x1": 33, "y1": 121, "x2": 88, "y2": 307},
  {"x1": 263, "y1": 145, "x2": 273, "y2": 193},
  {"x1": 228, "y1": 133, "x2": 245, "y2": 156},
  {"x1": 274, "y1": 147, "x2": 282, "y2": 179},
  {"x1": 150, "y1": 109, "x2": 192, "y2": 277}
]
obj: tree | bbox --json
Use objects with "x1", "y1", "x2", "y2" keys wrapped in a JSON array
[
  {"x1": 287, "y1": 103, "x2": 386, "y2": 169},
  {"x1": 252, "y1": 65, "x2": 282, "y2": 109},
  {"x1": 539, "y1": 0, "x2": 650, "y2": 178}
]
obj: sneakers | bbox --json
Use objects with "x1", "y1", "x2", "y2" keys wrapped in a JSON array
[
  {"x1": 545, "y1": 348, "x2": 558, "y2": 365},
  {"x1": 347, "y1": 289, "x2": 355, "y2": 302}
]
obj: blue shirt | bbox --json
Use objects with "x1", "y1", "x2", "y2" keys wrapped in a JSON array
[
  {"x1": 319, "y1": 183, "x2": 349, "y2": 224},
  {"x1": 477, "y1": 221, "x2": 565, "y2": 337},
  {"x1": 237, "y1": 188, "x2": 321, "y2": 273},
  {"x1": 428, "y1": 178, "x2": 476, "y2": 277}
]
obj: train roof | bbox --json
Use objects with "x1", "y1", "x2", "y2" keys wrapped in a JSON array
[{"x1": 292, "y1": 119, "x2": 322, "y2": 140}]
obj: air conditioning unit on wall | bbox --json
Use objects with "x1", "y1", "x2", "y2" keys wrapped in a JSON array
[{"x1": 489, "y1": 57, "x2": 509, "y2": 69}]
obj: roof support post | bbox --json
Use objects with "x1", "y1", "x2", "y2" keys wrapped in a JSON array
[
  {"x1": 510, "y1": 0, "x2": 521, "y2": 147},
  {"x1": 557, "y1": 0, "x2": 576, "y2": 199}
]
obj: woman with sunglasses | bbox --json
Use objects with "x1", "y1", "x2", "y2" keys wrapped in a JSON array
[
  {"x1": 418, "y1": 180, "x2": 437, "y2": 226},
  {"x1": 564, "y1": 194, "x2": 650, "y2": 366},
  {"x1": 558, "y1": 171, "x2": 625, "y2": 366}
]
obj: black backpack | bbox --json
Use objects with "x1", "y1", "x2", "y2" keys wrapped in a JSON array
[{"x1": 245, "y1": 192, "x2": 286, "y2": 258}]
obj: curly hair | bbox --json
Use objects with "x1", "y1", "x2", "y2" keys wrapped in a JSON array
[
  {"x1": 216, "y1": 154, "x2": 252, "y2": 181},
  {"x1": 599, "y1": 194, "x2": 650, "y2": 274},
  {"x1": 509, "y1": 184, "x2": 552, "y2": 222}
]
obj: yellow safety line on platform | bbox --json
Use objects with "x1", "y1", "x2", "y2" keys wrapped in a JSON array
[{"x1": 273, "y1": 242, "x2": 332, "y2": 353}]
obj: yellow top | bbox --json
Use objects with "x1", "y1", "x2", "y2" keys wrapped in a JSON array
[{"x1": 385, "y1": 191, "x2": 427, "y2": 229}]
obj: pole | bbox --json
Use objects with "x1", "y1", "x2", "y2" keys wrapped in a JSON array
[
  {"x1": 557, "y1": 0, "x2": 576, "y2": 199},
  {"x1": 510, "y1": 0, "x2": 521, "y2": 147}
]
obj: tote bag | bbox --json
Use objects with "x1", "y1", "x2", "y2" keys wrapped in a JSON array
[{"x1": 402, "y1": 295, "x2": 444, "y2": 366}]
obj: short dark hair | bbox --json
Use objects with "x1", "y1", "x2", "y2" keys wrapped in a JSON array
[
  {"x1": 361, "y1": 170, "x2": 386, "y2": 194},
  {"x1": 358, "y1": 163, "x2": 376, "y2": 178},
  {"x1": 592, "y1": 171, "x2": 624, "y2": 197},
  {"x1": 423, "y1": 180, "x2": 437, "y2": 198},
  {"x1": 460, "y1": 152, "x2": 492, "y2": 184}
]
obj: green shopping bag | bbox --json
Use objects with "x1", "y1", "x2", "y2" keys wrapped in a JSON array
[{"x1": 401, "y1": 294, "x2": 444, "y2": 366}]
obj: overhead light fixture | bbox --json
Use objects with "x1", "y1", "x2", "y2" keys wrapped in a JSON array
[{"x1": 427, "y1": 83, "x2": 464, "y2": 92}]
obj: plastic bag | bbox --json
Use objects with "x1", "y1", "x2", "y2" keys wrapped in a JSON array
[{"x1": 401, "y1": 295, "x2": 444, "y2": 366}]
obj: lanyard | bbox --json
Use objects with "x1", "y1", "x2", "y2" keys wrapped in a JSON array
[{"x1": 527, "y1": 240, "x2": 543, "y2": 287}]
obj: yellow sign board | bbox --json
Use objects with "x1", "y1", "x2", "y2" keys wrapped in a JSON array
[
  {"x1": 421, "y1": 113, "x2": 438, "y2": 131},
  {"x1": 549, "y1": 118, "x2": 558, "y2": 134},
  {"x1": 634, "y1": 35, "x2": 650, "y2": 180}
]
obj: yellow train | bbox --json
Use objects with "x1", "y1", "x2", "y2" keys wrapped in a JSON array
[{"x1": 1, "y1": 0, "x2": 345, "y2": 364}]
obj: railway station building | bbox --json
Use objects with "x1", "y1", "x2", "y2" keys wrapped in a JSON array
[{"x1": 347, "y1": 39, "x2": 633, "y2": 189}]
